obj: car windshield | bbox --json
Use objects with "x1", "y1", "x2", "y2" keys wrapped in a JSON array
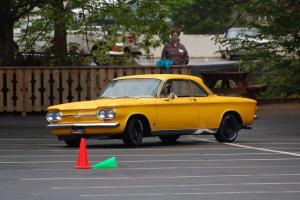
[{"x1": 99, "y1": 78, "x2": 161, "y2": 98}]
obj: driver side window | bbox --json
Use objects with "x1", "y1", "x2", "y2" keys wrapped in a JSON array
[
  {"x1": 160, "y1": 81, "x2": 172, "y2": 98},
  {"x1": 172, "y1": 80, "x2": 189, "y2": 97},
  {"x1": 160, "y1": 80, "x2": 190, "y2": 98}
]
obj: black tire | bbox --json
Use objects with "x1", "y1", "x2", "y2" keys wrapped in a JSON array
[
  {"x1": 64, "y1": 139, "x2": 81, "y2": 147},
  {"x1": 159, "y1": 135, "x2": 180, "y2": 143},
  {"x1": 215, "y1": 114, "x2": 241, "y2": 143},
  {"x1": 122, "y1": 117, "x2": 144, "y2": 147}
]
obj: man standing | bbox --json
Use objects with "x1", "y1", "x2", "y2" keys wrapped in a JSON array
[{"x1": 161, "y1": 29, "x2": 189, "y2": 65}]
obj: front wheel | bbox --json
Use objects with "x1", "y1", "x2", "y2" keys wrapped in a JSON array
[
  {"x1": 215, "y1": 114, "x2": 241, "y2": 143},
  {"x1": 122, "y1": 117, "x2": 144, "y2": 147}
]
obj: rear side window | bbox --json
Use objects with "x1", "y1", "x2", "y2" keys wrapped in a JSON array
[{"x1": 190, "y1": 81, "x2": 207, "y2": 97}]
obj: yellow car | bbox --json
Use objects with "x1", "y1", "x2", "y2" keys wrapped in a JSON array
[{"x1": 46, "y1": 74, "x2": 257, "y2": 147}]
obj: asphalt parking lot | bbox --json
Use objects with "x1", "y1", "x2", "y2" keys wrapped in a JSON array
[{"x1": 1, "y1": 103, "x2": 300, "y2": 200}]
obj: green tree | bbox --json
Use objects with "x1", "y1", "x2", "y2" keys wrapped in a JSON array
[
  {"x1": 51, "y1": 0, "x2": 68, "y2": 59},
  {"x1": 162, "y1": 0, "x2": 233, "y2": 34},
  {"x1": 87, "y1": 0, "x2": 170, "y2": 64},
  {"x1": 14, "y1": 0, "x2": 171, "y2": 65},
  {"x1": 0, "y1": 0, "x2": 44, "y2": 65},
  {"x1": 42, "y1": 0, "x2": 87, "y2": 64},
  {"x1": 223, "y1": 0, "x2": 300, "y2": 97}
]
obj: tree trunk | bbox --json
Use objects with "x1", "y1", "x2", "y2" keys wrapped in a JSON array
[
  {"x1": 0, "y1": 1, "x2": 15, "y2": 66},
  {"x1": 52, "y1": 0, "x2": 67, "y2": 59}
]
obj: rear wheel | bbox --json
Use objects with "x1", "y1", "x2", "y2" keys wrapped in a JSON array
[
  {"x1": 64, "y1": 138, "x2": 80, "y2": 147},
  {"x1": 159, "y1": 135, "x2": 180, "y2": 143},
  {"x1": 122, "y1": 117, "x2": 144, "y2": 147},
  {"x1": 215, "y1": 114, "x2": 241, "y2": 143}
]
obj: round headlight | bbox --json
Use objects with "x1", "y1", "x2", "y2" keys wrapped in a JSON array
[
  {"x1": 46, "y1": 112, "x2": 62, "y2": 122},
  {"x1": 55, "y1": 112, "x2": 62, "y2": 121},
  {"x1": 107, "y1": 110, "x2": 115, "y2": 119},
  {"x1": 97, "y1": 110, "x2": 106, "y2": 119},
  {"x1": 46, "y1": 112, "x2": 54, "y2": 122},
  {"x1": 97, "y1": 109, "x2": 116, "y2": 120}
]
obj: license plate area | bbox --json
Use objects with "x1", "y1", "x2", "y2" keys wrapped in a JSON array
[{"x1": 72, "y1": 126, "x2": 85, "y2": 134}]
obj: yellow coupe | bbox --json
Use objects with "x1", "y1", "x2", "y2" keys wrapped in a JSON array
[{"x1": 46, "y1": 74, "x2": 257, "y2": 147}]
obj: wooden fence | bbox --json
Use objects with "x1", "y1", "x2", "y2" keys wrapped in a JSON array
[{"x1": 0, "y1": 66, "x2": 191, "y2": 113}]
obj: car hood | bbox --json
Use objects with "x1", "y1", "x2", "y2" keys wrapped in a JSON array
[{"x1": 47, "y1": 98, "x2": 151, "y2": 111}]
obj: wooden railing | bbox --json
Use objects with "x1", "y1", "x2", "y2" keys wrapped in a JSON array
[{"x1": 0, "y1": 66, "x2": 191, "y2": 113}]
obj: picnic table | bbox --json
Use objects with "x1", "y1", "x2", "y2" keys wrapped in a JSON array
[{"x1": 200, "y1": 71, "x2": 267, "y2": 99}]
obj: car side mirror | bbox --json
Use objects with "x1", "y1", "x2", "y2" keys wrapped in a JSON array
[{"x1": 167, "y1": 92, "x2": 177, "y2": 99}]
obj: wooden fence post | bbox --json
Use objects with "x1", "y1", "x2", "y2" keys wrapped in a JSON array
[{"x1": 0, "y1": 69, "x2": 3, "y2": 112}]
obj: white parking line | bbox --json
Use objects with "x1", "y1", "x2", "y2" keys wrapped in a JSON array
[
  {"x1": 0, "y1": 148, "x2": 243, "y2": 152},
  {"x1": 2, "y1": 147, "x2": 300, "y2": 152},
  {"x1": 0, "y1": 144, "x2": 61, "y2": 146},
  {"x1": 190, "y1": 137, "x2": 300, "y2": 157},
  {"x1": 0, "y1": 152, "x2": 280, "y2": 158},
  {"x1": 242, "y1": 142, "x2": 300, "y2": 145},
  {"x1": 2, "y1": 138, "x2": 300, "y2": 146},
  {"x1": 0, "y1": 139, "x2": 56, "y2": 141},
  {"x1": 21, "y1": 175, "x2": 251, "y2": 181},
  {"x1": 52, "y1": 182, "x2": 300, "y2": 190},
  {"x1": 80, "y1": 191, "x2": 300, "y2": 197},
  {"x1": 1, "y1": 138, "x2": 300, "y2": 144},
  {"x1": 21, "y1": 173, "x2": 300, "y2": 181},
  {"x1": 226, "y1": 143, "x2": 300, "y2": 157},
  {"x1": 120, "y1": 158, "x2": 300, "y2": 163},
  {"x1": 29, "y1": 165, "x2": 300, "y2": 171},
  {"x1": 2, "y1": 157, "x2": 300, "y2": 164},
  {"x1": 0, "y1": 160, "x2": 107, "y2": 164}
]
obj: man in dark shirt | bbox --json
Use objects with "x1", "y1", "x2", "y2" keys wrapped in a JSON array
[{"x1": 161, "y1": 29, "x2": 189, "y2": 65}]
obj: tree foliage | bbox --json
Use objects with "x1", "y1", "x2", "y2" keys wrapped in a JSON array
[
  {"x1": 222, "y1": 0, "x2": 300, "y2": 97},
  {"x1": 9, "y1": 0, "x2": 171, "y2": 66},
  {"x1": 0, "y1": 0, "x2": 44, "y2": 65},
  {"x1": 162, "y1": 0, "x2": 233, "y2": 34},
  {"x1": 84, "y1": 0, "x2": 170, "y2": 65},
  {"x1": 163, "y1": 0, "x2": 299, "y2": 97}
]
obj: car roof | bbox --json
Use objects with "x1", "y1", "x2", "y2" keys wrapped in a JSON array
[{"x1": 114, "y1": 74, "x2": 204, "y2": 83}]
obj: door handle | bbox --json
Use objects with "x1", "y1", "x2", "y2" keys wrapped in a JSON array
[{"x1": 190, "y1": 98, "x2": 197, "y2": 102}]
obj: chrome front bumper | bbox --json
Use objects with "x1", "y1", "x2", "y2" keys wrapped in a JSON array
[{"x1": 47, "y1": 122, "x2": 120, "y2": 128}]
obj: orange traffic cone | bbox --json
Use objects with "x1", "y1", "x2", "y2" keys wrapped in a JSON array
[{"x1": 75, "y1": 138, "x2": 91, "y2": 169}]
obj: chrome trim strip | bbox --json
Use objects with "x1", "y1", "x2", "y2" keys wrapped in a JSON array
[
  {"x1": 62, "y1": 114, "x2": 96, "y2": 118},
  {"x1": 47, "y1": 122, "x2": 120, "y2": 128},
  {"x1": 151, "y1": 129, "x2": 218, "y2": 136}
]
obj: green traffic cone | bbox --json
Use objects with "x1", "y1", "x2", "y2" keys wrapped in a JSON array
[{"x1": 92, "y1": 156, "x2": 118, "y2": 169}]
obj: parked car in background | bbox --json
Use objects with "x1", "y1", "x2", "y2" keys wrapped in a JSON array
[
  {"x1": 14, "y1": 8, "x2": 142, "y2": 63},
  {"x1": 70, "y1": 8, "x2": 142, "y2": 58},
  {"x1": 91, "y1": 36, "x2": 142, "y2": 57},
  {"x1": 46, "y1": 74, "x2": 257, "y2": 147},
  {"x1": 219, "y1": 27, "x2": 268, "y2": 60}
]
